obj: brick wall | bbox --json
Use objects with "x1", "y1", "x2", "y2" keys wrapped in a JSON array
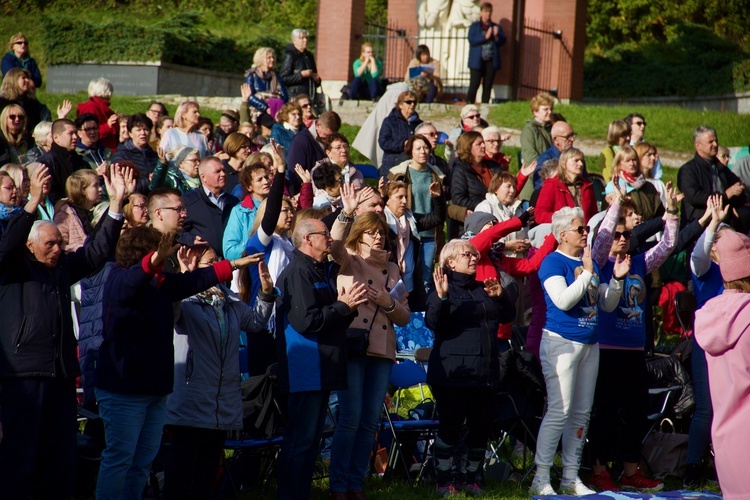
[{"x1": 317, "y1": 0, "x2": 367, "y2": 82}]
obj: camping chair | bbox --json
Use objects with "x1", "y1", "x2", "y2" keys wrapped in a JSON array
[
  {"x1": 589, "y1": 173, "x2": 607, "y2": 211},
  {"x1": 674, "y1": 291, "x2": 698, "y2": 337},
  {"x1": 380, "y1": 359, "x2": 440, "y2": 488},
  {"x1": 395, "y1": 311, "x2": 434, "y2": 360}
]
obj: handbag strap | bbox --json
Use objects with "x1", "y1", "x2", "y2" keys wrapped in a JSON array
[{"x1": 364, "y1": 306, "x2": 381, "y2": 338}]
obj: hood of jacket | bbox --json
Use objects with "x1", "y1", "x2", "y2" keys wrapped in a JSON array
[{"x1": 695, "y1": 290, "x2": 750, "y2": 356}]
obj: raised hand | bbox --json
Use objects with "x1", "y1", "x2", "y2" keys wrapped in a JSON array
[
  {"x1": 25, "y1": 165, "x2": 51, "y2": 213},
  {"x1": 665, "y1": 181, "x2": 679, "y2": 213},
  {"x1": 258, "y1": 261, "x2": 274, "y2": 294},
  {"x1": 582, "y1": 245, "x2": 594, "y2": 273},
  {"x1": 520, "y1": 159, "x2": 536, "y2": 177},
  {"x1": 152, "y1": 230, "x2": 181, "y2": 267},
  {"x1": 157, "y1": 146, "x2": 167, "y2": 164},
  {"x1": 433, "y1": 266, "x2": 448, "y2": 299},
  {"x1": 613, "y1": 253, "x2": 632, "y2": 279},
  {"x1": 233, "y1": 252, "x2": 266, "y2": 269},
  {"x1": 241, "y1": 83, "x2": 253, "y2": 101},
  {"x1": 377, "y1": 176, "x2": 388, "y2": 198},
  {"x1": 483, "y1": 277, "x2": 503, "y2": 297},
  {"x1": 338, "y1": 281, "x2": 368, "y2": 311},
  {"x1": 107, "y1": 114, "x2": 119, "y2": 128},
  {"x1": 340, "y1": 181, "x2": 359, "y2": 215},
  {"x1": 268, "y1": 138, "x2": 286, "y2": 172},
  {"x1": 612, "y1": 174, "x2": 627, "y2": 200},
  {"x1": 356, "y1": 185, "x2": 376, "y2": 206},
  {"x1": 95, "y1": 160, "x2": 109, "y2": 177},
  {"x1": 428, "y1": 181, "x2": 441, "y2": 198},
  {"x1": 177, "y1": 245, "x2": 200, "y2": 273},
  {"x1": 56, "y1": 99, "x2": 72, "y2": 119},
  {"x1": 294, "y1": 163, "x2": 311, "y2": 184}
]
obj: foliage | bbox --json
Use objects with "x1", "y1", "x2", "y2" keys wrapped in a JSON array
[
  {"x1": 584, "y1": 23, "x2": 750, "y2": 98},
  {"x1": 365, "y1": 0, "x2": 389, "y2": 28}
]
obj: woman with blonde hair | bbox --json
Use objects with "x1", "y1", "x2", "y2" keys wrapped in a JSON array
[
  {"x1": 349, "y1": 43, "x2": 384, "y2": 101},
  {"x1": 159, "y1": 101, "x2": 209, "y2": 158},
  {"x1": 329, "y1": 188, "x2": 410, "y2": 497},
  {"x1": 378, "y1": 90, "x2": 421, "y2": 175},
  {"x1": 604, "y1": 145, "x2": 664, "y2": 221},
  {"x1": 2, "y1": 32, "x2": 42, "y2": 88},
  {"x1": 599, "y1": 119, "x2": 631, "y2": 181},
  {"x1": 535, "y1": 147, "x2": 597, "y2": 224},
  {"x1": 0, "y1": 67, "x2": 51, "y2": 134},
  {"x1": 54, "y1": 169, "x2": 106, "y2": 251},
  {"x1": 0, "y1": 103, "x2": 30, "y2": 164},
  {"x1": 23, "y1": 120, "x2": 52, "y2": 164},
  {"x1": 123, "y1": 193, "x2": 150, "y2": 230},
  {"x1": 0, "y1": 170, "x2": 21, "y2": 237},
  {"x1": 243, "y1": 47, "x2": 288, "y2": 130},
  {"x1": 76, "y1": 77, "x2": 119, "y2": 150}
]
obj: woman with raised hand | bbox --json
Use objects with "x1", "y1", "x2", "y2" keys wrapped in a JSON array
[
  {"x1": 530, "y1": 206, "x2": 628, "y2": 496},
  {"x1": 94, "y1": 228, "x2": 264, "y2": 500},
  {"x1": 159, "y1": 101, "x2": 209, "y2": 159},
  {"x1": 426, "y1": 239, "x2": 515, "y2": 496},
  {"x1": 162, "y1": 248, "x2": 276, "y2": 499},
  {"x1": 149, "y1": 146, "x2": 200, "y2": 195},
  {"x1": 328, "y1": 183, "x2": 410, "y2": 499}
]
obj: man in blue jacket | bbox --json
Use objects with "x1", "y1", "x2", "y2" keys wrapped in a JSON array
[{"x1": 275, "y1": 218, "x2": 367, "y2": 499}]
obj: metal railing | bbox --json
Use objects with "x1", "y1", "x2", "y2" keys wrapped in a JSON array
[{"x1": 517, "y1": 18, "x2": 573, "y2": 100}]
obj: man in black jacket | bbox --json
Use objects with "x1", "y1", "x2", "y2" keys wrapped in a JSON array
[
  {"x1": 677, "y1": 125, "x2": 748, "y2": 231},
  {"x1": 279, "y1": 28, "x2": 320, "y2": 100},
  {"x1": 275, "y1": 218, "x2": 367, "y2": 500},
  {"x1": 179, "y1": 157, "x2": 239, "y2": 257},
  {"x1": 39, "y1": 118, "x2": 88, "y2": 204},
  {"x1": 286, "y1": 111, "x2": 341, "y2": 195},
  {"x1": 0, "y1": 164, "x2": 127, "y2": 499}
]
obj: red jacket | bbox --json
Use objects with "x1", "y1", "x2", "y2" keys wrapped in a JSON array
[
  {"x1": 534, "y1": 176, "x2": 597, "y2": 224},
  {"x1": 76, "y1": 97, "x2": 118, "y2": 151}
]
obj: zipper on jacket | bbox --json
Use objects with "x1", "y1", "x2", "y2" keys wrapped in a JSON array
[
  {"x1": 185, "y1": 350, "x2": 194, "y2": 384},
  {"x1": 15, "y1": 317, "x2": 29, "y2": 353}
]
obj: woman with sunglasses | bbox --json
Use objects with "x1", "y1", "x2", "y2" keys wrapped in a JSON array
[
  {"x1": 0, "y1": 104, "x2": 30, "y2": 164},
  {"x1": 530, "y1": 206, "x2": 629, "y2": 496},
  {"x1": 328, "y1": 185, "x2": 410, "y2": 499},
  {"x1": 426, "y1": 239, "x2": 515, "y2": 496},
  {"x1": 294, "y1": 94, "x2": 316, "y2": 128},
  {"x1": 378, "y1": 90, "x2": 421, "y2": 176},
  {"x1": 0, "y1": 67, "x2": 52, "y2": 136},
  {"x1": 586, "y1": 178, "x2": 678, "y2": 492},
  {"x1": 2, "y1": 33, "x2": 42, "y2": 88}
]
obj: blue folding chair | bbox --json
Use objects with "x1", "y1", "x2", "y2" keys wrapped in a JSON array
[
  {"x1": 395, "y1": 312, "x2": 434, "y2": 360},
  {"x1": 355, "y1": 163, "x2": 380, "y2": 180}
]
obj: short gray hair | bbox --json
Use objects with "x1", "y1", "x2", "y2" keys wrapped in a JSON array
[
  {"x1": 87, "y1": 77, "x2": 113, "y2": 99},
  {"x1": 291, "y1": 29, "x2": 308, "y2": 41},
  {"x1": 28, "y1": 220, "x2": 58, "y2": 244},
  {"x1": 693, "y1": 125, "x2": 717, "y2": 144},
  {"x1": 482, "y1": 126, "x2": 501, "y2": 138},
  {"x1": 551, "y1": 206, "x2": 584, "y2": 243},
  {"x1": 292, "y1": 218, "x2": 319, "y2": 248},
  {"x1": 439, "y1": 238, "x2": 476, "y2": 268},
  {"x1": 32, "y1": 121, "x2": 52, "y2": 147},
  {"x1": 414, "y1": 121, "x2": 436, "y2": 135}
]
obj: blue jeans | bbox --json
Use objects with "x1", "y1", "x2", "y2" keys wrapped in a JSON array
[
  {"x1": 349, "y1": 76, "x2": 380, "y2": 100},
  {"x1": 329, "y1": 356, "x2": 394, "y2": 492},
  {"x1": 277, "y1": 390, "x2": 331, "y2": 499},
  {"x1": 420, "y1": 236, "x2": 436, "y2": 294},
  {"x1": 95, "y1": 388, "x2": 167, "y2": 500},
  {"x1": 686, "y1": 336, "x2": 713, "y2": 464}
]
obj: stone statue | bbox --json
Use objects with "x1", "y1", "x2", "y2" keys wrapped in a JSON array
[{"x1": 447, "y1": 0, "x2": 480, "y2": 29}]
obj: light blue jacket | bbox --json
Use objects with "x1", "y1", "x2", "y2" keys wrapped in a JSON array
[{"x1": 223, "y1": 196, "x2": 261, "y2": 260}]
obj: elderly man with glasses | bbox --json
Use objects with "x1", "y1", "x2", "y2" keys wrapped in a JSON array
[{"x1": 534, "y1": 120, "x2": 577, "y2": 189}]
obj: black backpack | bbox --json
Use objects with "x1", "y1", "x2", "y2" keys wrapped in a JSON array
[{"x1": 240, "y1": 369, "x2": 285, "y2": 439}]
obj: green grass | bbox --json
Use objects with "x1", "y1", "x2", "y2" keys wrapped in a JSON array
[{"x1": 486, "y1": 102, "x2": 750, "y2": 153}]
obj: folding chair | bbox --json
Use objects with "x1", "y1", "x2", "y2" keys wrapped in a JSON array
[{"x1": 380, "y1": 359, "x2": 440, "y2": 488}]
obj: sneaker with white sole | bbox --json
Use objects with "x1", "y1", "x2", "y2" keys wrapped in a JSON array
[
  {"x1": 620, "y1": 469, "x2": 664, "y2": 492},
  {"x1": 559, "y1": 477, "x2": 596, "y2": 496},
  {"x1": 529, "y1": 476, "x2": 557, "y2": 496}
]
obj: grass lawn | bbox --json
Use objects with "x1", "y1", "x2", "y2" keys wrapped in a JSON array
[{"x1": 486, "y1": 101, "x2": 750, "y2": 153}]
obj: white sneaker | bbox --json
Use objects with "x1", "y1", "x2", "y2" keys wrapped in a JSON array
[
  {"x1": 559, "y1": 477, "x2": 596, "y2": 496},
  {"x1": 529, "y1": 475, "x2": 557, "y2": 496}
]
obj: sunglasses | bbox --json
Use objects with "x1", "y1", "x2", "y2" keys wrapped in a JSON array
[
  {"x1": 403, "y1": 100, "x2": 417, "y2": 105},
  {"x1": 8, "y1": 114, "x2": 23, "y2": 121},
  {"x1": 614, "y1": 230, "x2": 632, "y2": 240},
  {"x1": 14, "y1": 41, "x2": 28, "y2": 46},
  {"x1": 300, "y1": 103, "x2": 312, "y2": 108},
  {"x1": 567, "y1": 225, "x2": 590, "y2": 235},
  {"x1": 465, "y1": 114, "x2": 481, "y2": 120}
]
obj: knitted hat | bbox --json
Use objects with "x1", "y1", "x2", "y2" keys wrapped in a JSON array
[
  {"x1": 171, "y1": 147, "x2": 197, "y2": 169},
  {"x1": 462, "y1": 212, "x2": 497, "y2": 239},
  {"x1": 716, "y1": 229, "x2": 750, "y2": 282}
]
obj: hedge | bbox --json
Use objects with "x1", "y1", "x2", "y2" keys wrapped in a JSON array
[{"x1": 39, "y1": 13, "x2": 286, "y2": 74}]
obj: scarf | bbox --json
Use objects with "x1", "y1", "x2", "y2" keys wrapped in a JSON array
[
  {"x1": 251, "y1": 66, "x2": 282, "y2": 98},
  {"x1": 264, "y1": 234, "x2": 294, "y2": 331},
  {"x1": 283, "y1": 122, "x2": 299, "y2": 133},
  {"x1": 181, "y1": 171, "x2": 201, "y2": 190},
  {"x1": 0, "y1": 203, "x2": 20, "y2": 220},
  {"x1": 621, "y1": 170, "x2": 647, "y2": 190},
  {"x1": 196, "y1": 286, "x2": 229, "y2": 350}
]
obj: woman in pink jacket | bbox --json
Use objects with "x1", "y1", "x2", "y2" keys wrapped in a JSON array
[{"x1": 694, "y1": 229, "x2": 750, "y2": 499}]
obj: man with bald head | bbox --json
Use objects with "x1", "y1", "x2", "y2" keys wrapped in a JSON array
[
  {"x1": 534, "y1": 120, "x2": 577, "y2": 189},
  {"x1": 0, "y1": 164, "x2": 127, "y2": 498},
  {"x1": 179, "y1": 156, "x2": 239, "y2": 257}
]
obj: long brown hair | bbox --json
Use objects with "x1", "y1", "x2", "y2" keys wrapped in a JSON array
[{"x1": 345, "y1": 212, "x2": 390, "y2": 253}]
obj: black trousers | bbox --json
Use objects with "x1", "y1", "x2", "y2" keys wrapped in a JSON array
[
  {"x1": 467, "y1": 60, "x2": 496, "y2": 104},
  {"x1": 431, "y1": 385, "x2": 495, "y2": 448},
  {"x1": 0, "y1": 377, "x2": 78, "y2": 499},
  {"x1": 588, "y1": 349, "x2": 649, "y2": 464},
  {"x1": 162, "y1": 424, "x2": 227, "y2": 500}
]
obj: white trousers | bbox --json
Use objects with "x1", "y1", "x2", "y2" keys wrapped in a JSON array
[{"x1": 534, "y1": 330, "x2": 599, "y2": 479}]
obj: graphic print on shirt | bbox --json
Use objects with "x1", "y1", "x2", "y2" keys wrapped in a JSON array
[
  {"x1": 616, "y1": 274, "x2": 646, "y2": 327},
  {"x1": 574, "y1": 266, "x2": 599, "y2": 327}
]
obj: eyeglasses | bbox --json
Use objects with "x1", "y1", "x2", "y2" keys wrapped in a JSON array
[
  {"x1": 632, "y1": 121, "x2": 647, "y2": 127},
  {"x1": 402, "y1": 100, "x2": 417, "y2": 106},
  {"x1": 240, "y1": 144, "x2": 251, "y2": 150},
  {"x1": 422, "y1": 132, "x2": 438, "y2": 137},
  {"x1": 567, "y1": 225, "x2": 590, "y2": 235},
  {"x1": 614, "y1": 230, "x2": 632, "y2": 240},
  {"x1": 484, "y1": 139, "x2": 501, "y2": 144},
  {"x1": 14, "y1": 41, "x2": 28, "y2": 46},
  {"x1": 555, "y1": 132, "x2": 576, "y2": 140},
  {"x1": 300, "y1": 103, "x2": 312, "y2": 109},
  {"x1": 465, "y1": 114, "x2": 481, "y2": 120},
  {"x1": 160, "y1": 206, "x2": 187, "y2": 214},
  {"x1": 363, "y1": 229, "x2": 385, "y2": 238},
  {"x1": 82, "y1": 127, "x2": 98, "y2": 133},
  {"x1": 132, "y1": 204, "x2": 148, "y2": 210},
  {"x1": 331, "y1": 144, "x2": 350, "y2": 151},
  {"x1": 148, "y1": 108, "x2": 164, "y2": 115},
  {"x1": 7, "y1": 114, "x2": 23, "y2": 121},
  {"x1": 458, "y1": 251, "x2": 480, "y2": 260},
  {"x1": 306, "y1": 230, "x2": 331, "y2": 239}
]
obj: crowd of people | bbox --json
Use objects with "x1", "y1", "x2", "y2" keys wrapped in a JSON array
[{"x1": 1, "y1": 22, "x2": 749, "y2": 500}]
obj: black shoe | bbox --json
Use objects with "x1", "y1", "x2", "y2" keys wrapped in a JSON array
[{"x1": 683, "y1": 463, "x2": 701, "y2": 489}]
